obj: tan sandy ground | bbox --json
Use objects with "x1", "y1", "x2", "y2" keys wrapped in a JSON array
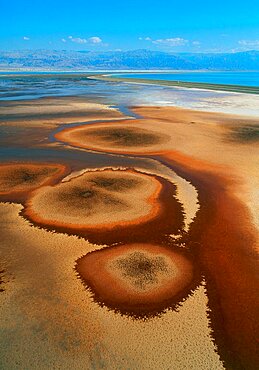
[
  {"x1": 63, "y1": 163, "x2": 199, "y2": 233},
  {"x1": 3, "y1": 102, "x2": 258, "y2": 369},
  {"x1": 133, "y1": 107, "x2": 259, "y2": 235},
  {"x1": 0, "y1": 97, "x2": 127, "y2": 150},
  {"x1": 0, "y1": 96, "x2": 122, "y2": 120},
  {"x1": 56, "y1": 106, "x2": 259, "y2": 236},
  {"x1": 0, "y1": 163, "x2": 68, "y2": 197},
  {"x1": 76, "y1": 243, "x2": 194, "y2": 316},
  {"x1": 24, "y1": 169, "x2": 162, "y2": 230},
  {"x1": 0, "y1": 96, "x2": 125, "y2": 130},
  {"x1": 0, "y1": 203, "x2": 223, "y2": 370},
  {"x1": 55, "y1": 106, "x2": 259, "y2": 368}
]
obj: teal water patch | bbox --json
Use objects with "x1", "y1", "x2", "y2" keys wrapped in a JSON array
[{"x1": 113, "y1": 71, "x2": 259, "y2": 88}]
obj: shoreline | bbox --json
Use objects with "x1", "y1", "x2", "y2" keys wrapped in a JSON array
[
  {"x1": 2, "y1": 70, "x2": 259, "y2": 95},
  {"x1": 90, "y1": 74, "x2": 259, "y2": 95}
]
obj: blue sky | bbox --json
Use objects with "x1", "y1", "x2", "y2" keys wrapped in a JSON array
[{"x1": 1, "y1": 0, "x2": 259, "y2": 52}]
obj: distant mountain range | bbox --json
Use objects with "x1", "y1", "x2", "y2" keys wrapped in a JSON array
[{"x1": 1, "y1": 49, "x2": 259, "y2": 71}]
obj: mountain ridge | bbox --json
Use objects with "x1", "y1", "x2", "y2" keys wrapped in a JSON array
[{"x1": 1, "y1": 49, "x2": 259, "y2": 71}]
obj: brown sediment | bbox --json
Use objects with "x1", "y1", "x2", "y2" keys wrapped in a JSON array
[
  {"x1": 22, "y1": 168, "x2": 185, "y2": 245},
  {"x1": 0, "y1": 269, "x2": 5, "y2": 292},
  {"x1": 161, "y1": 151, "x2": 259, "y2": 370},
  {"x1": 0, "y1": 96, "x2": 123, "y2": 124},
  {"x1": 229, "y1": 123, "x2": 259, "y2": 142},
  {"x1": 54, "y1": 106, "x2": 257, "y2": 155},
  {"x1": 132, "y1": 105, "x2": 259, "y2": 127},
  {"x1": 0, "y1": 125, "x2": 54, "y2": 148},
  {"x1": 0, "y1": 163, "x2": 69, "y2": 203},
  {"x1": 55, "y1": 122, "x2": 170, "y2": 149},
  {"x1": 54, "y1": 120, "x2": 171, "y2": 152},
  {"x1": 55, "y1": 108, "x2": 259, "y2": 369},
  {"x1": 76, "y1": 243, "x2": 195, "y2": 317},
  {"x1": 2, "y1": 92, "x2": 253, "y2": 369},
  {"x1": 0, "y1": 202, "x2": 223, "y2": 369}
]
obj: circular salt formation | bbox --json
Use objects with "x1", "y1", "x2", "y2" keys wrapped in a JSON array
[
  {"x1": 24, "y1": 169, "x2": 163, "y2": 233},
  {"x1": 0, "y1": 163, "x2": 67, "y2": 198},
  {"x1": 76, "y1": 243, "x2": 194, "y2": 317},
  {"x1": 55, "y1": 120, "x2": 170, "y2": 153}
]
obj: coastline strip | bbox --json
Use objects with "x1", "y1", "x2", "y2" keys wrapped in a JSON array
[{"x1": 89, "y1": 74, "x2": 259, "y2": 95}]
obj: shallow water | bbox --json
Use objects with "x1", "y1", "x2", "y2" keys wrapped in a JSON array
[
  {"x1": 2, "y1": 73, "x2": 259, "y2": 117},
  {"x1": 113, "y1": 71, "x2": 259, "y2": 87}
]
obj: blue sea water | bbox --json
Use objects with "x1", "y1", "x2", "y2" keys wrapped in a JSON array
[
  {"x1": 113, "y1": 72, "x2": 259, "y2": 87},
  {"x1": 1, "y1": 72, "x2": 259, "y2": 117}
]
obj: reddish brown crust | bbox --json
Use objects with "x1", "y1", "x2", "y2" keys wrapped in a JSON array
[
  {"x1": 4, "y1": 106, "x2": 258, "y2": 368},
  {"x1": 76, "y1": 243, "x2": 196, "y2": 317},
  {"x1": 159, "y1": 151, "x2": 259, "y2": 370},
  {"x1": 21, "y1": 171, "x2": 185, "y2": 245},
  {"x1": 23, "y1": 170, "x2": 163, "y2": 229},
  {"x1": 0, "y1": 162, "x2": 70, "y2": 203},
  {"x1": 55, "y1": 117, "x2": 259, "y2": 368},
  {"x1": 54, "y1": 119, "x2": 168, "y2": 153}
]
